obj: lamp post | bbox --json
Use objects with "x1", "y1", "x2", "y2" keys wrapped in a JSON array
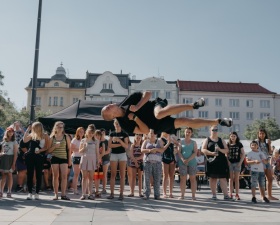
[{"x1": 30, "y1": 0, "x2": 42, "y2": 123}]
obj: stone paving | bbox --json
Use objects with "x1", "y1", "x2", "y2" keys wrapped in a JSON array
[{"x1": 1, "y1": 182, "x2": 280, "y2": 225}]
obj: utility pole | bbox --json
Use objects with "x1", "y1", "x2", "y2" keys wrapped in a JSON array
[{"x1": 30, "y1": 0, "x2": 42, "y2": 122}]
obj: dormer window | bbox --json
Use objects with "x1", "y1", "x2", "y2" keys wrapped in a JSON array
[{"x1": 54, "y1": 82, "x2": 59, "y2": 87}]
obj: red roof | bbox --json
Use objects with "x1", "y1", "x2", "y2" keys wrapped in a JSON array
[{"x1": 177, "y1": 80, "x2": 275, "y2": 94}]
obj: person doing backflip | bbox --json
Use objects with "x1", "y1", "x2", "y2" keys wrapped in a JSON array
[{"x1": 101, "y1": 91, "x2": 232, "y2": 135}]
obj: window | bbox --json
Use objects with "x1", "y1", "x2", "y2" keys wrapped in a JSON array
[
  {"x1": 204, "y1": 98, "x2": 209, "y2": 106},
  {"x1": 48, "y1": 97, "x2": 51, "y2": 106},
  {"x1": 260, "y1": 100, "x2": 270, "y2": 108},
  {"x1": 215, "y1": 98, "x2": 222, "y2": 106},
  {"x1": 246, "y1": 100, "x2": 253, "y2": 108},
  {"x1": 260, "y1": 113, "x2": 270, "y2": 119},
  {"x1": 166, "y1": 91, "x2": 171, "y2": 99},
  {"x1": 185, "y1": 111, "x2": 193, "y2": 118},
  {"x1": 151, "y1": 91, "x2": 159, "y2": 99},
  {"x1": 229, "y1": 99, "x2": 239, "y2": 107},
  {"x1": 230, "y1": 112, "x2": 240, "y2": 120},
  {"x1": 230, "y1": 124, "x2": 240, "y2": 133},
  {"x1": 215, "y1": 111, "x2": 222, "y2": 118},
  {"x1": 53, "y1": 97, "x2": 58, "y2": 106},
  {"x1": 109, "y1": 83, "x2": 113, "y2": 89},
  {"x1": 60, "y1": 97, "x2": 63, "y2": 106},
  {"x1": 182, "y1": 98, "x2": 192, "y2": 104},
  {"x1": 54, "y1": 82, "x2": 59, "y2": 87},
  {"x1": 36, "y1": 97, "x2": 41, "y2": 106},
  {"x1": 198, "y1": 111, "x2": 208, "y2": 118},
  {"x1": 246, "y1": 112, "x2": 253, "y2": 120},
  {"x1": 73, "y1": 98, "x2": 78, "y2": 103},
  {"x1": 103, "y1": 83, "x2": 107, "y2": 89}
]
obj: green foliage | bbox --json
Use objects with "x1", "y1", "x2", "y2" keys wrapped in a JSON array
[
  {"x1": 0, "y1": 96, "x2": 51, "y2": 129},
  {"x1": 244, "y1": 118, "x2": 280, "y2": 141}
]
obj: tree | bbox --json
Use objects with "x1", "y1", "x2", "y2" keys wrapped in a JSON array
[{"x1": 244, "y1": 118, "x2": 280, "y2": 141}]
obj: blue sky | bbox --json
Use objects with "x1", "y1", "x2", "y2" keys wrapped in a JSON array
[{"x1": 0, "y1": 0, "x2": 280, "y2": 109}]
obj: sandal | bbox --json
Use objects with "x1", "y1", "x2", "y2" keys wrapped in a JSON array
[
  {"x1": 169, "y1": 194, "x2": 174, "y2": 198},
  {"x1": 53, "y1": 195, "x2": 58, "y2": 200},
  {"x1": 61, "y1": 195, "x2": 70, "y2": 200},
  {"x1": 7, "y1": 193, "x2": 12, "y2": 198},
  {"x1": 88, "y1": 194, "x2": 95, "y2": 200},
  {"x1": 107, "y1": 194, "x2": 114, "y2": 199},
  {"x1": 128, "y1": 194, "x2": 134, "y2": 197},
  {"x1": 95, "y1": 192, "x2": 101, "y2": 198},
  {"x1": 139, "y1": 194, "x2": 144, "y2": 198},
  {"x1": 0, "y1": 192, "x2": 3, "y2": 198},
  {"x1": 118, "y1": 194, "x2": 124, "y2": 200},
  {"x1": 80, "y1": 195, "x2": 86, "y2": 200}
]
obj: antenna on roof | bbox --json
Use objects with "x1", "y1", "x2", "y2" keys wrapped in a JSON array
[{"x1": 67, "y1": 69, "x2": 70, "y2": 78}]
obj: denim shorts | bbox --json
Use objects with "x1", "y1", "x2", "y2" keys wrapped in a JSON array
[
  {"x1": 229, "y1": 162, "x2": 241, "y2": 172},
  {"x1": 251, "y1": 171, "x2": 265, "y2": 188},
  {"x1": 110, "y1": 153, "x2": 127, "y2": 162},
  {"x1": 264, "y1": 162, "x2": 271, "y2": 170}
]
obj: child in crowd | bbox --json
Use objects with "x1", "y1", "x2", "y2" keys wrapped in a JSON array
[
  {"x1": 93, "y1": 130, "x2": 104, "y2": 197},
  {"x1": 79, "y1": 124, "x2": 99, "y2": 200},
  {"x1": 246, "y1": 141, "x2": 270, "y2": 203}
]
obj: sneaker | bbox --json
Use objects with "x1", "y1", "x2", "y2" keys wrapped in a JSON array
[
  {"x1": 219, "y1": 118, "x2": 233, "y2": 127},
  {"x1": 193, "y1": 98, "x2": 205, "y2": 109},
  {"x1": 101, "y1": 189, "x2": 107, "y2": 194},
  {"x1": 224, "y1": 195, "x2": 231, "y2": 200},
  {"x1": 35, "y1": 194, "x2": 39, "y2": 200},
  {"x1": 15, "y1": 185, "x2": 24, "y2": 193},
  {"x1": 263, "y1": 197, "x2": 270, "y2": 203},
  {"x1": 27, "y1": 193, "x2": 33, "y2": 200},
  {"x1": 252, "y1": 197, "x2": 257, "y2": 203},
  {"x1": 211, "y1": 195, "x2": 217, "y2": 200},
  {"x1": 235, "y1": 194, "x2": 240, "y2": 201}
]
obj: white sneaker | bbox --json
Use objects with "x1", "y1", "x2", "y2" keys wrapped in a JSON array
[
  {"x1": 26, "y1": 193, "x2": 32, "y2": 200},
  {"x1": 35, "y1": 194, "x2": 39, "y2": 200}
]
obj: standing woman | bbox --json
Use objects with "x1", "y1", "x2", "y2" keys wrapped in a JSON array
[
  {"x1": 48, "y1": 121, "x2": 71, "y2": 200},
  {"x1": 141, "y1": 129, "x2": 171, "y2": 200},
  {"x1": 79, "y1": 124, "x2": 99, "y2": 200},
  {"x1": 128, "y1": 134, "x2": 144, "y2": 197},
  {"x1": 201, "y1": 125, "x2": 230, "y2": 200},
  {"x1": 257, "y1": 128, "x2": 278, "y2": 200},
  {"x1": 23, "y1": 122, "x2": 49, "y2": 200},
  {"x1": 177, "y1": 127, "x2": 198, "y2": 200},
  {"x1": 161, "y1": 132, "x2": 176, "y2": 198},
  {"x1": 70, "y1": 127, "x2": 85, "y2": 195},
  {"x1": 227, "y1": 132, "x2": 245, "y2": 200},
  {"x1": 107, "y1": 119, "x2": 129, "y2": 200},
  {"x1": 0, "y1": 127, "x2": 18, "y2": 198}
]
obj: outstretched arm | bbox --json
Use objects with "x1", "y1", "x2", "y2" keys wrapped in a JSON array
[{"x1": 129, "y1": 91, "x2": 152, "y2": 112}]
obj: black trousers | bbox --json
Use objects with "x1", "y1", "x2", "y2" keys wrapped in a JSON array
[{"x1": 25, "y1": 153, "x2": 44, "y2": 194}]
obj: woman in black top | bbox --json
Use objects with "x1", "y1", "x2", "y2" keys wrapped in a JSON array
[
  {"x1": 201, "y1": 125, "x2": 230, "y2": 200},
  {"x1": 107, "y1": 119, "x2": 129, "y2": 200}
]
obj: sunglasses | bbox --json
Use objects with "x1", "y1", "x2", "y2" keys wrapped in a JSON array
[{"x1": 212, "y1": 129, "x2": 218, "y2": 132}]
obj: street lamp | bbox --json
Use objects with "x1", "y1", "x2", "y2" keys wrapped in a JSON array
[{"x1": 30, "y1": 0, "x2": 42, "y2": 122}]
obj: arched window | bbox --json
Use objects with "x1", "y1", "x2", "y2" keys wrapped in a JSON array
[{"x1": 54, "y1": 82, "x2": 59, "y2": 87}]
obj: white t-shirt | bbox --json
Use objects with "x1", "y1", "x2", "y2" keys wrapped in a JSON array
[
  {"x1": 247, "y1": 150, "x2": 266, "y2": 172},
  {"x1": 2, "y1": 141, "x2": 17, "y2": 155},
  {"x1": 71, "y1": 138, "x2": 82, "y2": 157}
]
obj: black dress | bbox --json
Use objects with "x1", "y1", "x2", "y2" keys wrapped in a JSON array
[{"x1": 205, "y1": 137, "x2": 229, "y2": 179}]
